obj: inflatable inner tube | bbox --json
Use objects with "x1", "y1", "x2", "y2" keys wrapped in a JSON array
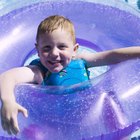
[{"x1": 0, "y1": 0, "x2": 140, "y2": 140}]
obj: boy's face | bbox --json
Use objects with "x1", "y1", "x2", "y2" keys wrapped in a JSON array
[{"x1": 36, "y1": 27, "x2": 78, "y2": 73}]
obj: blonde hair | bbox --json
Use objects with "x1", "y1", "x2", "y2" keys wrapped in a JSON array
[{"x1": 36, "y1": 15, "x2": 76, "y2": 44}]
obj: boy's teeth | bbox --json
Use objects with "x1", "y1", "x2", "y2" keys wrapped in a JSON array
[
  {"x1": 52, "y1": 61, "x2": 59, "y2": 63},
  {"x1": 50, "y1": 61, "x2": 60, "y2": 64}
]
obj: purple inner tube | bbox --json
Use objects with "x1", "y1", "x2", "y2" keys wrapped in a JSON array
[{"x1": 0, "y1": 1, "x2": 140, "y2": 140}]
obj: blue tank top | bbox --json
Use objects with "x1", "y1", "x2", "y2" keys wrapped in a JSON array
[{"x1": 30, "y1": 59, "x2": 89, "y2": 86}]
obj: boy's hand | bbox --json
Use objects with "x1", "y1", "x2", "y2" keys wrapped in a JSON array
[{"x1": 1, "y1": 101, "x2": 28, "y2": 135}]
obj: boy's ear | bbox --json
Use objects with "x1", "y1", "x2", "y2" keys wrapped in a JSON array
[
  {"x1": 35, "y1": 43, "x2": 38, "y2": 49},
  {"x1": 72, "y1": 43, "x2": 79, "y2": 58},
  {"x1": 35, "y1": 43, "x2": 40, "y2": 57},
  {"x1": 74, "y1": 43, "x2": 79, "y2": 52}
]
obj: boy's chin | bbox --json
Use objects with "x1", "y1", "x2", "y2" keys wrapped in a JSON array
[{"x1": 49, "y1": 68, "x2": 63, "y2": 73}]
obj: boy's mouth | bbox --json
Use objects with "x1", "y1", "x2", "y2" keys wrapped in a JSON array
[{"x1": 48, "y1": 60, "x2": 62, "y2": 65}]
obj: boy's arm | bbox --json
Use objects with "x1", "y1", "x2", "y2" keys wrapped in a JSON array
[
  {"x1": 78, "y1": 46, "x2": 140, "y2": 68},
  {"x1": 0, "y1": 66, "x2": 43, "y2": 135}
]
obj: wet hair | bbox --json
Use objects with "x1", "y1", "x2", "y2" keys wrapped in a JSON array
[{"x1": 36, "y1": 15, "x2": 76, "y2": 44}]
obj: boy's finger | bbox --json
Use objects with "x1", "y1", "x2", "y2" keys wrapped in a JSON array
[
  {"x1": 10, "y1": 124, "x2": 19, "y2": 135},
  {"x1": 1, "y1": 116, "x2": 5, "y2": 130},
  {"x1": 18, "y1": 105, "x2": 28, "y2": 118},
  {"x1": 1, "y1": 120, "x2": 6, "y2": 130},
  {"x1": 7, "y1": 127, "x2": 12, "y2": 135},
  {"x1": 11, "y1": 116, "x2": 20, "y2": 134},
  {"x1": 11, "y1": 128, "x2": 18, "y2": 135},
  {"x1": 3, "y1": 121, "x2": 12, "y2": 135},
  {"x1": 1, "y1": 116, "x2": 10, "y2": 131},
  {"x1": 23, "y1": 109, "x2": 28, "y2": 118}
]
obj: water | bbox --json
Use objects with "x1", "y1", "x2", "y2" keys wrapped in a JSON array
[
  {"x1": 122, "y1": 0, "x2": 140, "y2": 10},
  {"x1": 0, "y1": 0, "x2": 140, "y2": 16}
]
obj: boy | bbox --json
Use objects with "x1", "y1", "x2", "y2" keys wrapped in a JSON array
[{"x1": 0, "y1": 15, "x2": 140, "y2": 136}]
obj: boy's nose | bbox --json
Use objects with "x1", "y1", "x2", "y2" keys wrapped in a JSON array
[{"x1": 50, "y1": 47, "x2": 59, "y2": 57}]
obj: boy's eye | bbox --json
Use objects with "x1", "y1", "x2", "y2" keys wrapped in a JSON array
[
  {"x1": 42, "y1": 45, "x2": 51, "y2": 52},
  {"x1": 58, "y1": 45, "x2": 67, "y2": 50}
]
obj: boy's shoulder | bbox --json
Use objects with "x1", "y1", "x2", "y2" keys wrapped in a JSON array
[
  {"x1": 29, "y1": 58, "x2": 40, "y2": 65},
  {"x1": 68, "y1": 59, "x2": 87, "y2": 68},
  {"x1": 29, "y1": 59, "x2": 48, "y2": 73}
]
